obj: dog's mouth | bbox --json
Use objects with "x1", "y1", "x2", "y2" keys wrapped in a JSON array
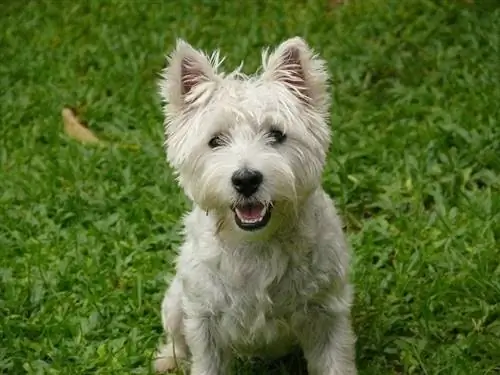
[{"x1": 232, "y1": 202, "x2": 272, "y2": 231}]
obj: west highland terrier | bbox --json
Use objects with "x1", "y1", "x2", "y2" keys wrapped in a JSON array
[{"x1": 154, "y1": 37, "x2": 357, "y2": 375}]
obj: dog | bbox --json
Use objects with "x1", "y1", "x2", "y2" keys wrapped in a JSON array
[{"x1": 154, "y1": 37, "x2": 357, "y2": 375}]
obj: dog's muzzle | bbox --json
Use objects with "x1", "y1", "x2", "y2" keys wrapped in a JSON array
[{"x1": 232, "y1": 202, "x2": 272, "y2": 231}]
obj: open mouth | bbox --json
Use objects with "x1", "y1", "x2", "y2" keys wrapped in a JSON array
[{"x1": 232, "y1": 202, "x2": 272, "y2": 231}]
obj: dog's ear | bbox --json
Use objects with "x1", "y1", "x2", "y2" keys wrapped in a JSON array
[
  {"x1": 261, "y1": 37, "x2": 329, "y2": 108},
  {"x1": 159, "y1": 39, "x2": 220, "y2": 111}
]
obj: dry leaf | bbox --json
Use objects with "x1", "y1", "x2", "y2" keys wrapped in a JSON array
[
  {"x1": 61, "y1": 106, "x2": 140, "y2": 151},
  {"x1": 62, "y1": 107, "x2": 103, "y2": 145}
]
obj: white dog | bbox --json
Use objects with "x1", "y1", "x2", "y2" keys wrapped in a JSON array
[{"x1": 154, "y1": 37, "x2": 357, "y2": 375}]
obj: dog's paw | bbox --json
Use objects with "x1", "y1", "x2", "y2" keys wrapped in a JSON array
[{"x1": 154, "y1": 343, "x2": 187, "y2": 373}]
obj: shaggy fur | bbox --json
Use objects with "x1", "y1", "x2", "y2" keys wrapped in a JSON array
[{"x1": 154, "y1": 37, "x2": 357, "y2": 375}]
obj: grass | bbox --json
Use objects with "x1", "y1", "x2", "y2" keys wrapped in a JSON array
[{"x1": 1, "y1": 0, "x2": 499, "y2": 374}]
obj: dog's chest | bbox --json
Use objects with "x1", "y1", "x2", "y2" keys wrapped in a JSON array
[{"x1": 215, "y1": 245, "x2": 315, "y2": 356}]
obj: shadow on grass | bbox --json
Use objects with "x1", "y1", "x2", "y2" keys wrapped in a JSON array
[{"x1": 233, "y1": 349, "x2": 308, "y2": 375}]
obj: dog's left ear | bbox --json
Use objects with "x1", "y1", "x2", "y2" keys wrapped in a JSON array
[
  {"x1": 159, "y1": 39, "x2": 221, "y2": 112},
  {"x1": 261, "y1": 37, "x2": 329, "y2": 108}
]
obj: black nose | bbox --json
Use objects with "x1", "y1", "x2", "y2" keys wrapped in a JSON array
[{"x1": 231, "y1": 169, "x2": 263, "y2": 197}]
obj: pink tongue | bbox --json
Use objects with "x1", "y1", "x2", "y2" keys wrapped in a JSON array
[{"x1": 238, "y1": 204, "x2": 263, "y2": 219}]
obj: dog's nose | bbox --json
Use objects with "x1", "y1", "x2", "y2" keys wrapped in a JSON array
[{"x1": 231, "y1": 169, "x2": 263, "y2": 197}]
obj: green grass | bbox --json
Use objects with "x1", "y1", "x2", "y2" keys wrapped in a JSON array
[{"x1": 1, "y1": 0, "x2": 499, "y2": 374}]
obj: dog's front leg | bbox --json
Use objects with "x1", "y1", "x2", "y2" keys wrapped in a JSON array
[
  {"x1": 299, "y1": 309, "x2": 357, "y2": 375},
  {"x1": 184, "y1": 315, "x2": 231, "y2": 375}
]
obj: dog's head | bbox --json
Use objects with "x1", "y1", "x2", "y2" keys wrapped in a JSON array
[{"x1": 159, "y1": 37, "x2": 331, "y2": 234}]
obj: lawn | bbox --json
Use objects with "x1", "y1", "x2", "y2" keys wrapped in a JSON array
[{"x1": 1, "y1": 0, "x2": 499, "y2": 374}]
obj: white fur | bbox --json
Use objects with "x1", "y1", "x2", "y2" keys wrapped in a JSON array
[{"x1": 154, "y1": 37, "x2": 357, "y2": 375}]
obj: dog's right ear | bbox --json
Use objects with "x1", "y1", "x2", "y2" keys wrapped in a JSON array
[{"x1": 159, "y1": 40, "x2": 220, "y2": 111}]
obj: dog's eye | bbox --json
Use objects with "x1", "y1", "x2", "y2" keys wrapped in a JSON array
[
  {"x1": 208, "y1": 135, "x2": 224, "y2": 149},
  {"x1": 267, "y1": 128, "x2": 287, "y2": 145}
]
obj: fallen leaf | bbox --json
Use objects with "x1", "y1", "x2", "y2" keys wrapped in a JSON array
[{"x1": 62, "y1": 107, "x2": 103, "y2": 145}]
